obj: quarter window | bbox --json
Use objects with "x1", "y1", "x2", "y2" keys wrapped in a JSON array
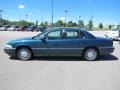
[{"x1": 79, "y1": 31, "x2": 86, "y2": 39}]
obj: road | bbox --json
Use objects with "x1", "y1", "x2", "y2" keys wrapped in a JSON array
[{"x1": 0, "y1": 31, "x2": 120, "y2": 90}]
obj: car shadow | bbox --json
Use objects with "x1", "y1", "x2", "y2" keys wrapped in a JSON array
[{"x1": 10, "y1": 54, "x2": 118, "y2": 61}]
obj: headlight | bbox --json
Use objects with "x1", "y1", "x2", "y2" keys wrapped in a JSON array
[{"x1": 4, "y1": 44, "x2": 13, "y2": 49}]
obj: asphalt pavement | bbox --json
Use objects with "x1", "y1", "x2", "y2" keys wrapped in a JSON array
[{"x1": 0, "y1": 31, "x2": 120, "y2": 90}]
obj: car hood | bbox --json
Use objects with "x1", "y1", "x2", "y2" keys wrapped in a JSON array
[{"x1": 8, "y1": 37, "x2": 33, "y2": 44}]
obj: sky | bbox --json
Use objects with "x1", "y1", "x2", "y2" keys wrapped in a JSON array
[{"x1": 0, "y1": 0, "x2": 120, "y2": 25}]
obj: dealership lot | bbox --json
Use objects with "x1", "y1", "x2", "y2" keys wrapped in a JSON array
[{"x1": 0, "y1": 31, "x2": 120, "y2": 90}]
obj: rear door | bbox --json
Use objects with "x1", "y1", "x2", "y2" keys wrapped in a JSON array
[{"x1": 60, "y1": 29, "x2": 86, "y2": 56}]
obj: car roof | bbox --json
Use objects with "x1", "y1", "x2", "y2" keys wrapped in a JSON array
[{"x1": 53, "y1": 27, "x2": 88, "y2": 31}]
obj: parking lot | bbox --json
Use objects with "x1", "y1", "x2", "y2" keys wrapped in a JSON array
[{"x1": 0, "y1": 31, "x2": 120, "y2": 90}]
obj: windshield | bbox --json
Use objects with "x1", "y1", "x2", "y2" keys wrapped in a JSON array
[{"x1": 33, "y1": 32, "x2": 44, "y2": 39}]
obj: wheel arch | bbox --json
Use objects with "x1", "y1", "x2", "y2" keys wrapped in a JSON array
[
  {"x1": 15, "y1": 45, "x2": 34, "y2": 56},
  {"x1": 82, "y1": 46, "x2": 99, "y2": 56}
]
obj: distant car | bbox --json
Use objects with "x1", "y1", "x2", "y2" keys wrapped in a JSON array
[
  {"x1": 14, "y1": 26, "x2": 20, "y2": 31},
  {"x1": 7, "y1": 26, "x2": 15, "y2": 31},
  {"x1": 15, "y1": 26, "x2": 28, "y2": 31},
  {"x1": 4, "y1": 27, "x2": 114, "y2": 61},
  {"x1": 16, "y1": 26, "x2": 23, "y2": 31},
  {"x1": 105, "y1": 29, "x2": 120, "y2": 41},
  {"x1": 26, "y1": 26, "x2": 37, "y2": 32},
  {"x1": 0, "y1": 25, "x2": 10, "y2": 31},
  {"x1": 0, "y1": 26, "x2": 7, "y2": 31},
  {"x1": 38, "y1": 26, "x2": 47, "y2": 32}
]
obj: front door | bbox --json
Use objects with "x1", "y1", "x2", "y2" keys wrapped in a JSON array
[{"x1": 36, "y1": 29, "x2": 62, "y2": 56}]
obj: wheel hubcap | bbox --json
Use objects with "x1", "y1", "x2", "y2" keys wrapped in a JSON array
[
  {"x1": 86, "y1": 49, "x2": 97, "y2": 60},
  {"x1": 18, "y1": 49, "x2": 30, "y2": 60},
  {"x1": 21, "y1": 51, "x2": 29, "y2": 58}
]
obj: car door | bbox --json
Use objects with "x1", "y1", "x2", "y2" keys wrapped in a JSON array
[
  {"x1": 36, "y1": 29, "x2": 62, "y2": 56},
  {"x1": 60, "y1": 29, "x2": 86, "y2": 56}
]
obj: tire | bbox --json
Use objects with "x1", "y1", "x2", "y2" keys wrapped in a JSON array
[
  {"x1": 17, "y1": 47, "x2": 32, "y2": 61},
  {"x1": 83, "y1": 48, "x2": 98, "y2": 61}
]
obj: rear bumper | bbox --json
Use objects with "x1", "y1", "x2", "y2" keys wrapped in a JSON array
[
  {"x1": 99, "y1": 47, "x2": 114, "y2": 55},
  {"x1": 4, "y1": 48, "x2": 16, "y2": 56},
  {"x1": 112, "y1": 38, "x2": 120, "y2": 41}
]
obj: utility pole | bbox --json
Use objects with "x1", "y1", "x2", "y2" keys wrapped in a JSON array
[
  {"x1": 90, "y1": 15, "x2": 93, "y2": 21},
  {"x1": 64, "y1": 10, "x2": 68, "y2": 27},
  {"x1": 42, "y1": 17, "x2": 43, "y2": 24},
  {"x1": 40, "y1": 17, "x2": 44, "y2": 26},
  {"x1": 19, "y1": 14, "x2": 21, "y2": 21},
  {"x1": 78, "y1": 16, "x2": 81, "y2": 27},
  {"x1": 25, "y1": 14, "x2": 28, "y2": 21},
  {"x1": 0, "y1": 10, "x2": 3, "y2": 25},
  {"x1": 51, "y1": 0, "x2": 54, "y2": 28},
  {"x1": 79, "y1": 16, "x2": 81, "y2": 21}
]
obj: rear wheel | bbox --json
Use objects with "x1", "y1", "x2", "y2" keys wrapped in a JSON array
[
  {"x1": 83, "y1": 48, "x2": 98, "y2": 61},
  {"x1": 17, "y1": 47, "x2": 32, "y2": 61}
]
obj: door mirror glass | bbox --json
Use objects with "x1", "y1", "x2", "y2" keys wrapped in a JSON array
[{"x1": 41, "y1": 36, "x2": 46, "y2": 41}]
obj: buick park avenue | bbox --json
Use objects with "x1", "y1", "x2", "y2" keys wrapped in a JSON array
[{"x1": 4, "y1": 27, "x2": 114, "y2": 61}]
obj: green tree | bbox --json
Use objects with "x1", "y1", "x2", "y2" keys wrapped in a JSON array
[
  {"x1": 73, "y1": 22, "x2": 78, "y2": 27},
  {"x1": 99, "y1": 23, "x2": 103, "y2": 29},
  {"x1": 78, "y1": 20, "x2": 84, "y2": 28},
  {"x1": 67, "y1": 21, "x2": 73, "y2": 27},
  {"x1": 88, "y1": 20, "x2": 93, "y2": 30},
  {"x1": 11, "y1": 20, "x2": 34, "y2": 26},
  {"x1": 108, "y1": 25, "x2": 112, "y2": 29},
  {"x1": 35, "y1": 20, "x2": 38, "y2": 26},
  {"x1": 40, "y1": 22, "x2": 44, "y2": 26},
  {"x1": 0, "y1": 19, "x2": 11, "y2": 25},
  {"x1": 43, "y1": 21, "x2": 49, "y2": 26},
  {"x1": 117, "y1": 24, "x2": 120, "y2": 29},
  {"x1": 55, "y1": 20, "x2": 64, "y2": 27}
]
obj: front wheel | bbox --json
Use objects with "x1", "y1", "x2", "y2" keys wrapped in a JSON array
[
  {"x1": 17, "y1": 48, "x2": 32, "y2": 61},
  {"x1": 83, "y1": 48, "x2": 98, "y2": 61}
]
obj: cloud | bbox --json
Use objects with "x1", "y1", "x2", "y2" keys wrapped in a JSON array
[{"x1": 18, "y1": 4, "x2": 25, "y2": 9}]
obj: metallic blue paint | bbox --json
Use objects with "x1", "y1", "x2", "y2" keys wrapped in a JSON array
[{"x1": 4, "y1": 28, "x2": 114, "y2": 57}]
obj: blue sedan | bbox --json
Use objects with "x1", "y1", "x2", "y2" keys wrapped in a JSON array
[{"x1": 4, "y1": 27, "x2": 114, "y2": 61}]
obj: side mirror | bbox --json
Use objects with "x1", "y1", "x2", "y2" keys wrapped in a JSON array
[{"x1": 41, "y1": 36, "x2": 46, "y2": 41}]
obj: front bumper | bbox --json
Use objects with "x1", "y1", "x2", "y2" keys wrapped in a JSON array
[
  {"x1": 4, "y1": 48, "x2": 16, "y2": 56},
  {"x1": 99, "y1": 47, "x2": 115, "y2": 55}
]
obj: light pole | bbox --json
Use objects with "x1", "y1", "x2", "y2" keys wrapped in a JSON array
[
  {"x1": 0, "y1": 10, "x2": 3, "y2": 25},
  {"x1": 79, "y1": 16, "x2": 81, "y2": 21},
  {"x1": 19, "y1": 14, "x2": 21, "y2": 21},
  {"x1": 64, "y1": 10, "x2": 68, "y2": 27},
  {"x1": 51, "y1": 0, "x2": 54, "y2": 28},
  {"x1": 41, "y1": 17, "x2": 44, "y2": 26},
  {"x1": 25, "y1": 14, "x2": 28, "y2": 21},
  {"x1": 90, "y1": 15, "x2": 93, "y2": 21}
]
